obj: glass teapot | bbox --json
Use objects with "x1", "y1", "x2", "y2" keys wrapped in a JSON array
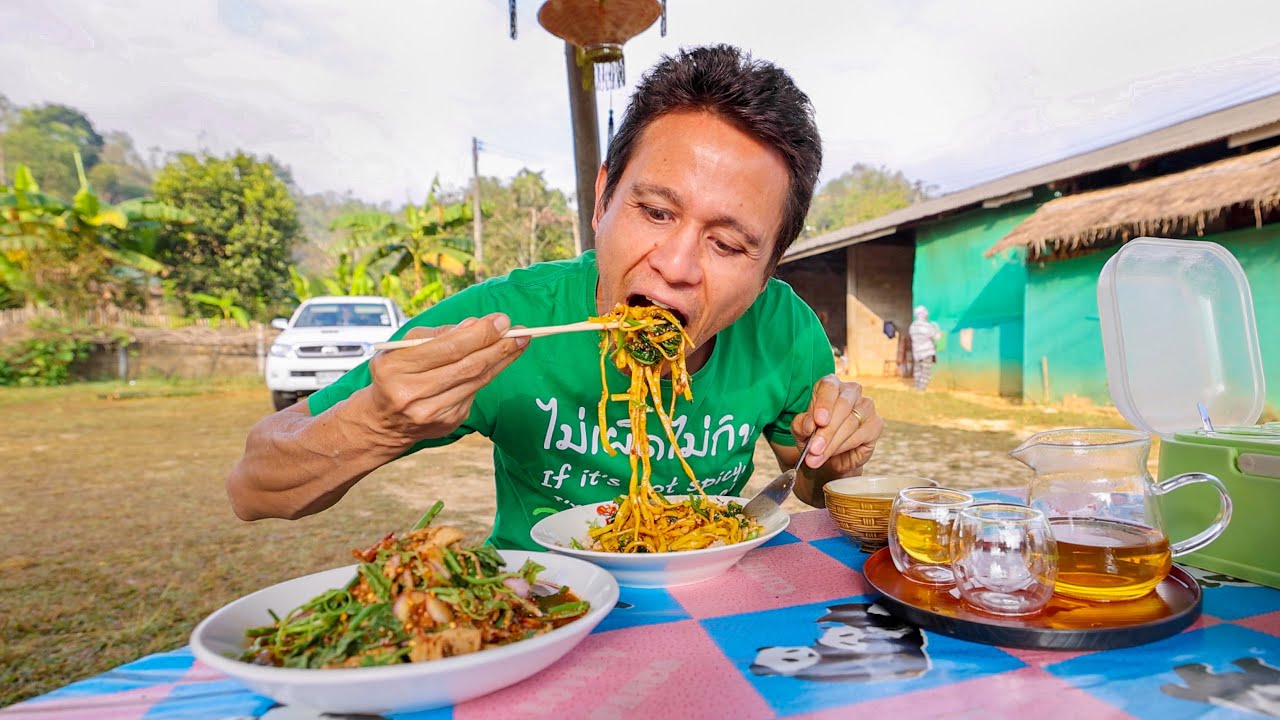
[{"x1": 1011, "y1": 428, "x2": 1232, "y2": 602}]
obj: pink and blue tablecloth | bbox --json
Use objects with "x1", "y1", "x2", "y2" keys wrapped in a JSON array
[{"x1": 7, "y1": 494, "x2": 1280, "y2": 719}]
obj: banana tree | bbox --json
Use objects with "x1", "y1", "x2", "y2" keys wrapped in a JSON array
[
  {"x1": 332, "y1": 181, "x2": 475, "y2": 295},
  {"x1": 288, "y1": 265, "x2": 321, "y2": 303},
  {"x1": 110, "y1": 197, "x2": 194, "y2": 270},
  {"x1": 315, "y1": 253, "x2": 379, "y2": 297},
  {"x1": 284, "y1": 253, "x2": 445, "y2": 321},
  {"x1": 0, "y1": 154, "x2": 191, "y2": 312},
  {"x1": 189, "y1": 290, "x2": 250, "y2": 328},
  {"x1": 378, "y1": 272, "x2": 443, "y2": 315}
]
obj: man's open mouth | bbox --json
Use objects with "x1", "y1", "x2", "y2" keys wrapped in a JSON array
[{"x1": 627, "y1": 294, "x2": 688, "y2": 328}]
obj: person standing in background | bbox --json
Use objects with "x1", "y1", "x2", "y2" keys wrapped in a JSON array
[{"x1": 908, "y1": 305, "x2": 941, "y2": 391}]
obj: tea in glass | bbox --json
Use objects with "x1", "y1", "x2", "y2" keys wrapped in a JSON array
[
  {"x1": 1050, "y1": 517, "x2": 1172, "y2": 602},
  {"x1": 889, "y1": 487, "x2": 974, "y2": 585}
]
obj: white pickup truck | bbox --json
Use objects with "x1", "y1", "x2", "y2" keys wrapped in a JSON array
[{"x1": 265, "y1": 295, "x2": 408, "y2": 410}]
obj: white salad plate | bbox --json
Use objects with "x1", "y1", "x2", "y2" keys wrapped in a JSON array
[{"x1": 190, "y1": 550, "x2": 618, "y2": 714}]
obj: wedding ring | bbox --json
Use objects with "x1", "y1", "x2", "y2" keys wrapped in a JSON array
[{"x1": 851, "y1": 408, "x2": 866, "y2": 426}]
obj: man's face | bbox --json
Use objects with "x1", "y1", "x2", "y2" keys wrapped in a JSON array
[{"x1": 592, "y1": 110, "x2": 790, "y2": 370}]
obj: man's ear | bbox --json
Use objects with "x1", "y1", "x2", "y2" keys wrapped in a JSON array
[{"x1": 591, "y1": 163, "x2": 609, "y2": 232}]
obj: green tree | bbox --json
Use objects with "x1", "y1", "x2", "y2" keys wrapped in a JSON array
[
  {"x1": 152, "y1": 151, "x2": 302, "y2": 319},
  {"x1": 87, "y1": 131, "x2": 152, "y2": 203},
  {"x1": 804, "y1": 164, "x2": 932, "y2": 237},
  {"x1": 331, "y1": 180, "x2": 473, "y2": 297},
  {"x1": 476, "y1": 169, "x2": 574, "y2": 276},
  {"x1": 0, "y1": 94, "x2": 16, "y2": 182},
  {"x1": 0, "y1": 94, "x2": 15, "y2": 128},
  {"x1": 0, "y1": 103, "x2": 104, "y2": 198},
  {"x1": 292, "y1": 189, "x2": 385, "y2": 276}
]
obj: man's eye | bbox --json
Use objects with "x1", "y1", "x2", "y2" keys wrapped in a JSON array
[
  {"x1": 711, "y1": 238, "x2": 742, "y2": 255},
  {"x1": 643, "y1": 206, "x2": 672, "y2": 222}
]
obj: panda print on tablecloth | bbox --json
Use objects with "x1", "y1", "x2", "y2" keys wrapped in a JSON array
[{"x1": 750, "y1": 602, "x2": 931, "y2": 682}]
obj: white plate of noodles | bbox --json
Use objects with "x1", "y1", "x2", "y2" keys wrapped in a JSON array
[
  {"x1": 529, "y1": 495, "x2": 790, "y2": 587},
  {"x1": 533, "y1": 304, "x2": 787, "y2": 586}
]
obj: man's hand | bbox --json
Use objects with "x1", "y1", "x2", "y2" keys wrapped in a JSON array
[
  {"x1": 783, "y1": 375, "x2": 884, "y2": 504},
  {"x1": 225, "y1": 312, "x2": 529, "y2": 522},
  {"x1": 364, "y1": 312, "x2": 529, "y2": 445}
]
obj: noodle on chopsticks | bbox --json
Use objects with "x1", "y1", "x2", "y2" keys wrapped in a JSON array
[{"x1": 584, "y1": 304, "x2": 762, "y2": 553}]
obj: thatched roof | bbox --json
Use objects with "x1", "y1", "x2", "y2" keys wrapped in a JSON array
[{"x1": 986, "y1": 143, "x2": 1280, "y2": 258}]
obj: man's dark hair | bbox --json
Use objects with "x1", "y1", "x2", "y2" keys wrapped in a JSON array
[{"x1": 601, "y1": 44, "x2": 823, "y2": 267}]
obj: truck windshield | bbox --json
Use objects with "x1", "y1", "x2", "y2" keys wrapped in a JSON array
[{"x1": 294, "y1": 303, "x2": 390, "y2": 328}]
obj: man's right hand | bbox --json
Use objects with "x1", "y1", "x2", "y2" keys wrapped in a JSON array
[
  {"x1": 226, "y1": 311, "x2": 528, "y2": 521},
  {"x1": 365, "y1": 312, "x2": 529, "y2": 444}
]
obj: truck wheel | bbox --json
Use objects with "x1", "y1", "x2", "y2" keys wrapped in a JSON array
[{"x1": 272, "y1": 391, "x2": 299, "y2": 411}]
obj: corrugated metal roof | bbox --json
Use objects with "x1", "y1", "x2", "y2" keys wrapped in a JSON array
[{"x1": 782, "y1": 92, "x2": 1280, "y2": 263}]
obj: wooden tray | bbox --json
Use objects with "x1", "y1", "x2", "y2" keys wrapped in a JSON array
[{"x1": 862, "y1": 547, "x2": 1202, "y2": 650}]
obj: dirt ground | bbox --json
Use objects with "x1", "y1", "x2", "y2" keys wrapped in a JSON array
[{"x1": 0, "y1": 374, "x2": 1125, "y2": 705}]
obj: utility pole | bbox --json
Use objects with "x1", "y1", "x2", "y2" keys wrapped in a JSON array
[
  {"x1": 564, "y1": 41, "x2": 599, "y2": 251},
  {"x1": 472, "y1": 136, "x2": 484, "y2": 275}
]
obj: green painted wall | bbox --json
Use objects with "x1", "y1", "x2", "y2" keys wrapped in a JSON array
[
  {"x1": 1023, "y1": 249, "x2": 1117, "y2": 405},
  {"x1": 1225, "y1": 225, "x2": 1280, "y2": 417},
  {"x1": 1022, "y1": 225, "x2": 1280, "y2": 415},
  {"x1": 913, "y1": 202, "x2": 1035, "y2": 396}
]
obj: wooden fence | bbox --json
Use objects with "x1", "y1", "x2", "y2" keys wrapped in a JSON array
[
  {"x1": 1, "y1": 306, "x2": 271, "y2": 381},
  {"x1": 0, "y1": 306, "x2": 218, "y2": 329}
]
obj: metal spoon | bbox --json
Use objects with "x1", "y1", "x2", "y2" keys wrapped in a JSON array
[
  {"x1": 742, "y1": 433, "x2": 817, "y2": 521},
  {"x1": 1197, "y1": 401, "x2": 1215, "y2": 434}
]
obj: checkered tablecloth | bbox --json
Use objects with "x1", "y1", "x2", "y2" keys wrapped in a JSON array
[{"x1": 7, "y1": 495, "x2": 1280, "y2": 720}]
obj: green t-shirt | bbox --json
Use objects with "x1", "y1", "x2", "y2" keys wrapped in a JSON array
[{"x1": 308, "y1": 251, "x2": 834, "y2": 549}]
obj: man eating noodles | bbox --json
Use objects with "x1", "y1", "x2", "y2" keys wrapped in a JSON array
[{"x1": 226, "y1": 44, "x2": 885, "y2": 549}]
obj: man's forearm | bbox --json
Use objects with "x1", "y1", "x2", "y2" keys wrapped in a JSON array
[{"x1": 225, "y1": 389, "x2": 414, "y2": 521}]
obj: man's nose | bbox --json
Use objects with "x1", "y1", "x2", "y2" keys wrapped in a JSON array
[{"x1": 647, "y1": 227, "x2": 703, "y2": 286}]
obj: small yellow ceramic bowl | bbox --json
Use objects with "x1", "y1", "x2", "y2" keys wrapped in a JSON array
[{"x1": 823, "y1": 475, "x2": 940, "y2": 552}]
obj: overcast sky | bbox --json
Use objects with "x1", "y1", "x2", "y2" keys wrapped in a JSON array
[{"x1": 4, "y1": 0, "x2": 1280, "y2": 205}]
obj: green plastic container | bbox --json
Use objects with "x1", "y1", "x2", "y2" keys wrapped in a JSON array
[
  {"x1": 1098, "y1": 238, "x2": 1277, "y2": 588},
  {"x1": 1159, "y1": 427, "x2": 1280, "y2": 587}
]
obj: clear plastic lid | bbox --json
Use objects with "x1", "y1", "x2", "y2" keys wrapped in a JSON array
[{"x1": 1097, "y1": 237, "x2": 1265, "y2": 437}]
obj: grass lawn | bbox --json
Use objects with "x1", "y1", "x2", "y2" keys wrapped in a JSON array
[{"x1": 0, "y1": 375, "x2": 1124, "y2": 706}]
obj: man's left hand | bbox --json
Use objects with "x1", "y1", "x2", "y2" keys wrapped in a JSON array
[{"x1": 791, "y1": 374, "x2": 884, "y2": 479}]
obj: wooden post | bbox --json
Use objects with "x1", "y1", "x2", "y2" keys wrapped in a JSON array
[
  {"x1": 846, "y1": 245, "x2": 859, "y2": 375},
  {"x1": 472, "y1": 137, "x2": 484, "y2": 275},
  {"x1": 1041, "y1": 355, "x2": 1051, "y2": 403},
  {"x1": 257, "y1": 322, "x2": 266, "y2": 375},
  {"x1": 564, "y1": 41, "x2": 599, "y2": 252}
]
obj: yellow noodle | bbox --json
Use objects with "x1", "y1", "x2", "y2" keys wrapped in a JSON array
[{"x1": 585, "y1": 304, "x2": 763, "y2": 553}]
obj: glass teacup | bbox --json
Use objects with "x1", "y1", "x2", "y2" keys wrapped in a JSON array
[
  {"x1": 951, "y1": 503, "x2": 1058, "y2": 616},
  {"x1": 888, "y1": 487, "x2": 974, "y2": 585}
]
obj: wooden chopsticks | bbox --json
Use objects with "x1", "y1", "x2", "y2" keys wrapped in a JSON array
[{"x1": 372, "y1": 320, "x2": 620, "y2": 351}]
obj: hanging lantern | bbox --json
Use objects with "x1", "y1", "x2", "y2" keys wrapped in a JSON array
[{"x1": 537, "y1": 0, "x2": 662, "y2": 92}]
